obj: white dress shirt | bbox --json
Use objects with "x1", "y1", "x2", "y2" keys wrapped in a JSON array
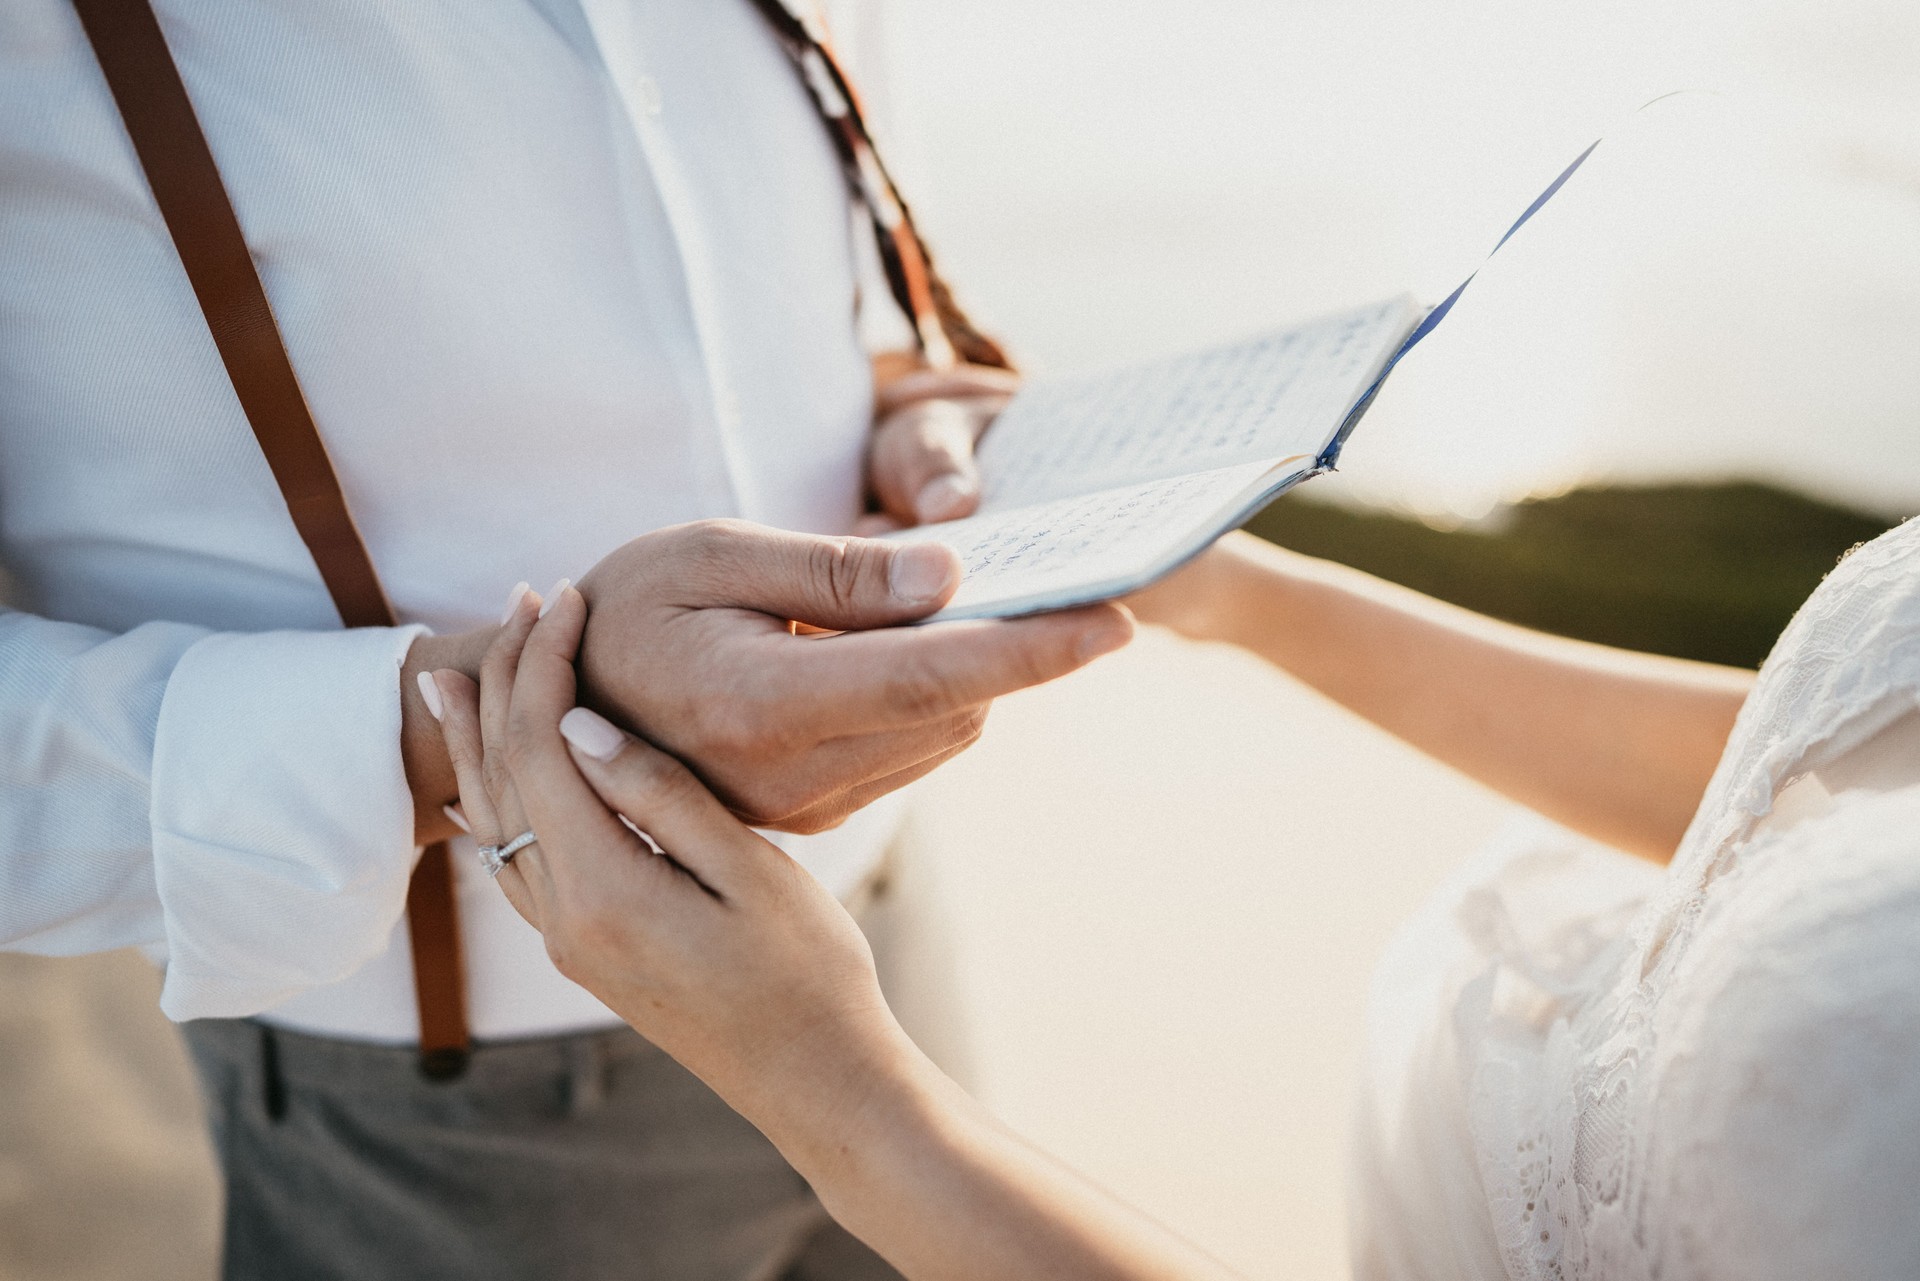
[{"x1": 0, "y1": 0, "x2": 905, "y2": 1042}]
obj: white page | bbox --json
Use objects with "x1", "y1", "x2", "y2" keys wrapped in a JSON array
[
  {"x1": 891, "y1": 460, "x2": 1286, "y2": 622},
  {"x1": 975, "y1": 294, "x2": 1421, "y2": 511}
]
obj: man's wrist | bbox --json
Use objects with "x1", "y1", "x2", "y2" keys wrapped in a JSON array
[{"x1": 400, "y1": 625, "x2": 497, "y2": 842}]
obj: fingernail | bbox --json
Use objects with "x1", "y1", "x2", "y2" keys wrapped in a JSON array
[
  {"x1": 416, "y1": 670, "x2": 444, "y2": 721},
  {"x1": 915, "y1": 474, "x2": 976, "y2": 523},
  {"x1": 538, "y1": 579, "x2": 571, "y2": 619},
  {"x1": 500, "y1": 581, "x2": 531, "y2": 625},
  {"x1": 559, "y1": 706, "x2": 627, "y2": 761},
  {"x1": 888, "y1": 544, "x2": 959, "y2": 605},
  {"x1": 1077, "y1": 615, "x2": 1133, "y2": 663},
  {"x1": 442, "y1": 803, "x2": 471, "y2": 834}
]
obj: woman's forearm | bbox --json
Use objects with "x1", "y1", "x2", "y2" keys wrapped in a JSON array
[
  {"x1": 1149, "y1": 533, "x2": 1753, "y2": 861},
  {"x1": 758, "y1": 1035, "x2": 1240, "y2": 1281}
]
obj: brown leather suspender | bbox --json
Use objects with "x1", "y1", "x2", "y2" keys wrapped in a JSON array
[
  {"x1": 73, "y1": 0, "x2": 997, "y2": 1082},
  {"x1": 72, "y1": 0, "x2": 471, "y2": 1078}
]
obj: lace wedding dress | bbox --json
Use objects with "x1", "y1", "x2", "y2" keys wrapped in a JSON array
[{"x1": 1349, "y1": 516, "x2": 1920, "y2": 1281}]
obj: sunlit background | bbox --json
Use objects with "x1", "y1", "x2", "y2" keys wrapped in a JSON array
[
  {"x1": 861, "y1": 0, "x2": 1920, "y2": 520},
  {"x1": 8, "y1": 3, "x2": 1917, "y2": 1279}
]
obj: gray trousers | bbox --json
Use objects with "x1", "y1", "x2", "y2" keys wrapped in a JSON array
[{"x1": 183, "y1": 1018, "x2": 900, "y2": 1281}]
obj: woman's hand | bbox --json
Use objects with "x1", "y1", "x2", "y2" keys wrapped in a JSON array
[
  {"x1": 1122, "y1": 537, "x2": 1245, "y2": 641},
  {"x1": 426, "y1": 586, "x2": 917, "y2": 1127},
  {"x1": 429, "y1": 590, "x2": 1242, "y2": 1281}
]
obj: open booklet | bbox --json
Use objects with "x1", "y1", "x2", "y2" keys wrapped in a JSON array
[
  {"x1": 882, "y1": 139, "x2": 1602, "y2": 623},
  {"x1": 883, "y1": 295, "x2": 1422, "y2": 621}
]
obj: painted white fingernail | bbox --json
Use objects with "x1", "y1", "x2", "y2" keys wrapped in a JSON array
[
  {"x1": 915, "y1": 473, "x2": 975, "y2": 522},
  {"x1": 500, "y1": 581, "x2": 531, "y2": 625},
  {"x1": 559, "y1": 707, "x2": 626, "y2": 761},
  {"x1": 442, "y1": 803, "x2": 471, "y2": 834},
  {"x1": 416, "y1": 670, "x2": 444, "y2": 721},
  {"x1": 538, "y1": 579, "x2": 572, "y2": 619}
]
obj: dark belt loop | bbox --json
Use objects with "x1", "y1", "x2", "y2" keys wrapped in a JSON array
[{"x1": 258, "y1": 1023, "x2": 288, "y2": 1123}]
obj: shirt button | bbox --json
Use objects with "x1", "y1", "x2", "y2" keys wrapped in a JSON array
[{"x1": 630, "y1": 74, "x2": 663, "y2": 119}]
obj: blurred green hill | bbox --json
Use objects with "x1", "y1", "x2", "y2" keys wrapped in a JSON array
[{"x1": 1244, "y1": 481, "x2": 1904, "y2": 669}]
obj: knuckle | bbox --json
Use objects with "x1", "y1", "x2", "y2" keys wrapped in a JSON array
[
  {"x1": 550, "y1": 892, "x2": 621, "y2": 962},
  {"x1": 682, "y1": 517, "x2": 739, "y2": 553},
  {"x1": 754, "y1": 777, "x2": 815, "y2": 825},
  {"x1": 569, "y1": 909, "x2": 619, "y2": 957},
  {"x1": 1027, "y1": 646, "x2": 1062, "y2": 688},
  {"x1": 731, "y1": 800, "x2": 781, "y2": 828},
  {"x1": 505, "y1": 701, "x2": 544, "y2": 750},
  {"x1": 479, "y1": 640, "x2": 512, "y2": 684},
  {"x1": 727, "y1": 787, "x2": 789, "y2": 829},
  {"x1": 545, "y1": 923, "x2": 607, "y2": 988},
  {"x1": 480, "y1": 745, "x2": 512, "y2": 792},
  {"x1": 727, "y1": 771, "x2": 815, "y2": 827},
  {"x1": 633, "y1": 750, "x2": 706, "y2": 809},
  {"x1": 885, "y1": 661, "x2": 954, "y2": 723},
  {"x1": 740, "y1": 790, "x2": 834, "y2": 833},
  {"x1": 698, "y1": 700, "x2": 766, "y2": 759},
  {"x1": 777, "y1": 808, "x2": 837, "y2": 836},
  {"x1": 805, "y1": 538, "x2": 866, "y2": 616},
  {"x1": 611, "y1": 743, "x2": 720, "y2": 823},
  {"x1": 443, "y1": 731, "x2": 480, "y2": 774},
  {"x1": 542, "y1": 934, "x2": 577, "y2": 982},
  {"x1": 954, "y1": 704, "x2": 990, "y2": 748},
  {"x1": 1017, "y1": 628, "x2": 1072, "y2": 685},
  {"x1": 499, "y1": 729, "x2": 540, "y2": 776},
  {"x1": 667, "y1": 518, "x2": 747, "y2": 580}
]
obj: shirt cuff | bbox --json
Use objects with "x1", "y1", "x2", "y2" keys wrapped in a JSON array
[{"x1": 149, "y1": 624, "x2": 429, "y2": 1021}]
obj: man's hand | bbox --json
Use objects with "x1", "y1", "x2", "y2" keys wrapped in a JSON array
[
  {"x1": 577, "y1": 519, "x2": 1131, "y2": 834},
  {"x1": 862, "y1": 362, "x2": 1020, "y2": 533}
]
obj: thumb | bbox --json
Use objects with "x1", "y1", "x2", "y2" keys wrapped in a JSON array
[
  {"x1": 671, "y1": 521, "x2": 962, "y2": 630},
  {"x1": 870, "y1": 399, "x2": 986, "y2": 527}
]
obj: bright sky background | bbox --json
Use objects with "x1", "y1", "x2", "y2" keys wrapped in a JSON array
[{"x1": 837, "y1": 0, "x2": 1920, "y2": 519}]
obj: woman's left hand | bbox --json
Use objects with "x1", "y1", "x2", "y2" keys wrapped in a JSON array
[
  {"x1": 433, "y1": 589, "x2": 1250, "y2": 1281},
  {"x1": 426, "y1": 586, "x2": 917, "y2": 1130}
]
